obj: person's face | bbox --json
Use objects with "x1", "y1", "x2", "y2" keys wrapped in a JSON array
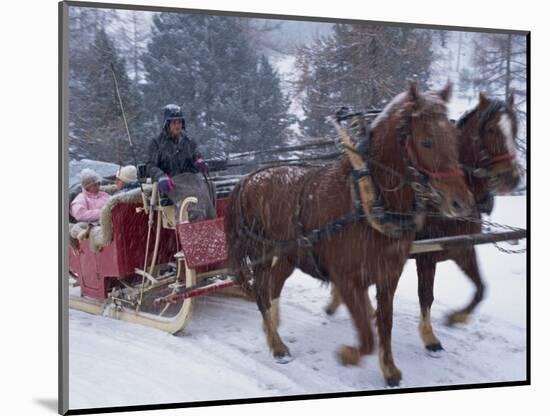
[
  {"x1": 115, "y1": 178, "x2": 126, "y2": 189},
  {"x1": 168, "y1": 119, "x2": 182, "y2": 137},
  {"x1": 85, "y1": 182, "x2": 101, "y2": 194}
]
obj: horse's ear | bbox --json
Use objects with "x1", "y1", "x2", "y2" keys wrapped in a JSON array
[
  {"x1": 438, "y1": 82, "x2": 453, "y2": 102},
  {"x1": 408, "y1": 81, "x2": 419, "y2": 102},
  {"x1": 507, "y1": 93, "x2": 515, "y2": 107},
  {"x1": 478, "y1": 93, "x2": 490, "y2": 110}
]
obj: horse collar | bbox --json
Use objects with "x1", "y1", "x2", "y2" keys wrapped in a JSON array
[{"x1": 342, "y1": 114, "x2": 425, "y2": 238}]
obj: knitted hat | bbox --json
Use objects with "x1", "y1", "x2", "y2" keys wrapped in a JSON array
[
  {"x1": 80, "y1": 168, "x2": 102, "y2": 188},
  {"x1": 116, "y1": 165, "x2": 138, "y2": 184}
]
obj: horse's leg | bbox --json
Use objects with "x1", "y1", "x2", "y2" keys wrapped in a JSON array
[
  {"x1": 268, "y1": 257, "x2": 294, "y2": 330},
  {"x1": 335, "y1": 280, "x2": 375, "y2": 366},
  {"x1": 447, "y1": 248, "x2": 485, "y2": 325},
  {"x1": 325, "y1": 284, "x2": 343, "y2": 315},
  {"x1": 416, "y1": 256, "x2": 443, "y2": 351},
  {"x1": 255, "y1": 260, "x2": 293, "y2": 363},
  {"x1": 326, "y1": 284, "x2": 375, "y2": 317},
  {"x1": 376, "y1": 274, "x2": 402, "y2": 386}
]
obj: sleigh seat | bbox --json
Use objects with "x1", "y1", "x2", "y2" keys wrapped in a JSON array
[{"x1": 68, "y1": 185, "x2": 177, "y2": 299}]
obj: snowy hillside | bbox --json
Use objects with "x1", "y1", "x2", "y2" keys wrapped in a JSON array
[{"x1": 68, "y1": 195, "x2": 527, "y2": 411}]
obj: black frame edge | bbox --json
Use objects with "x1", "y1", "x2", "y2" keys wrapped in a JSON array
[
  {"x1": 59, "y1": 2, "x2": 531, "y2": 414},
  {"x1": 59, "y1": 1, "x2": 70, "y2": 415}
]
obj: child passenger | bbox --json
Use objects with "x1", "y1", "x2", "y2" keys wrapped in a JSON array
[{"x1": 70, "y1": 168, "x2": 110, "y2": 223}]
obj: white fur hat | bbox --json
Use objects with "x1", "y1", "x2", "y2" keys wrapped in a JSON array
[
  {"x1": 81, "y1": 168, "x2": 102, "y2": 188},
  {"x1": 116, "y1": 165, "x2": 138, "y2": 184}
]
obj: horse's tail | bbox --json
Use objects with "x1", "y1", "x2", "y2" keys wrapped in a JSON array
[{"x1": 224, "y1": 179, "x2": 254, "y2": 292}]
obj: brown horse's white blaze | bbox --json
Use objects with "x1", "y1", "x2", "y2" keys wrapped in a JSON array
[
  {"x1": 480, "y1": 94, "x2": 522, "y2": 193},
  {"x1": 492, "y1": 112, "x2": 522, "y2": 191},
  {"x1": 498, "y1": 113, "x2": 516, "y2": 156}
]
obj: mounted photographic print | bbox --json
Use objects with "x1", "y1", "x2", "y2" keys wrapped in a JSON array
[{"x1": 59, "y1": 1, "x2": 529, "y2": 414}]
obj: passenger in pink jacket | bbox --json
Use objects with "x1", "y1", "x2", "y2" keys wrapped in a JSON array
[{"x1": 70, "y1": 168, "x2": 110, "y2": 222}]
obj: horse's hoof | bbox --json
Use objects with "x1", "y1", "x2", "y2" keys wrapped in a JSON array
[
  {"x1": 385, "y1": 368, "x2": 402, "y2": 387},
  {"x1": 274, "y1": 351, "x2": 293, "y2": 364},
  {"x1": 338, "y1": 345, "x2": 361, "y2": 366},
  {"x1": 447, "y1": 312, "x2": 469, "y2": 326},
  {"x1": 325, "y1": 306, "x2": 336, "y2": 316},
  {"x1": 386, "y1": 376, "x2": 401, "y2": 387},
  {"x1": 426, "y1": 342, "x2": 444, "y2": 352}
]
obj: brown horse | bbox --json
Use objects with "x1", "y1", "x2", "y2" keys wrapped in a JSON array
[
  {"x1": 224, "y1": 83, "x2": 473, "y2": 386},
  {"x1": 325, "y1": 93, "x2": 521, "y2": 352},
  {"x1": 413, "y1": 93, "x2": 521, "y2": 351}
]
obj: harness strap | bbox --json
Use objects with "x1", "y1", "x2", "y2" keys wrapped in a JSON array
[
  {"x1": 429, "y1": 170, "x2": 465, "y2": 179},
  {"x1": 491, "y1": 153, "x2": 515, "y2": 164},
  {"x1": 237, "y1": 211, "x2": 362, "y2": 251},
  {"x1": 295, "y1": 168, "x2": 331, "y2": 281},
  {"x1": 304, "y1": 213, "x2": 363, "y2": 245}
]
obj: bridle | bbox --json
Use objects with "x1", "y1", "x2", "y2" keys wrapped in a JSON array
[
  {"x1": 457, "y1": 100, "x2": 518, "y2": 214},
  {"x1": 401, "y1": 118, "x2": 465, "y2": 181},
  {"x1": 344, "y1": 105, "x2": 467, "y2": 237},
  {"x1": 460, "y1": 100, "x2": 518, "y2": 178},
  {"x1": 398, "y1": 114, "x2": 464, "y2": 208}
]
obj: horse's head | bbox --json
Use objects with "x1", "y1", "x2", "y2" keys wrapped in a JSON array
[
  {"x1": 466, "y1": 93, "x2": 522, "y2": 193},
  {"x1": 394, "y1": 82, "x2": 474, "y2": 218}
]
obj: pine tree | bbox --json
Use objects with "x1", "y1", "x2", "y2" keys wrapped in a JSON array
[
  {"x1": 463, "y1": 34, "x2": 527, "y2": 106},
  {"x1": 141, "y1": 13, "x2": 292, "y2": 158},
  {"x1": 296, "y1": 44, "x2": 335, "y2": 138},
  {"x1": 113, "y1": 11, "x2": 149, "y2": 86},
  {"x1": 461, "y1": 33, "x2": 527, "y2": 165},
  {"x1": 70, "y1": 26, "x2": 142, "y2": 163},
  {"x1": 249, "y1": 55, "x2": 292, "y2": 150},
  {"x1": 295, "y1": 24, "x2": 434, "y2": 137}
]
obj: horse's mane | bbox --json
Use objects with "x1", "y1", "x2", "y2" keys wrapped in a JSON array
[
  {"x1": 369, "y1": 92, "x2": 408, "y2": 130},
  {"x1": 366, "y1": 89, "x2": 448, "y2": 158},
  {"x1": 455, "y1": 99, "x2": 510, "y2": 130},
  {"x1": 478, "y1": 100, "x2": 513, "y2": 130},
  {"x1": 455, "y1": 107, "x2": 477, "y2": 129}
]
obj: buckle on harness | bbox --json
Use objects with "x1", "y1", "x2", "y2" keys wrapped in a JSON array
[{"x1": 298, "y1": 235, "x2": 313, "y2": 248}]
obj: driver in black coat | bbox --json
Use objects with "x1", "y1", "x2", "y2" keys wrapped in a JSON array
[{"x1": 146, "y1": 104, "x2": 209, "y2": 194}]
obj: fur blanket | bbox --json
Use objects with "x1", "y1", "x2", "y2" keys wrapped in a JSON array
[{"x1": 68, "y1": 185, "x2": 151, "y2": 253}]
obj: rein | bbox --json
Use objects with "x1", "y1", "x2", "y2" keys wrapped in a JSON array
[{"x1": 489, "y1": 152, "x2": 516, "y2": 164}]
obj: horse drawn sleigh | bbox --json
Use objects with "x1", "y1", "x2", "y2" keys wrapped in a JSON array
[{"x1": 68, "y1": 83, "x2": 526, "y2": 386}]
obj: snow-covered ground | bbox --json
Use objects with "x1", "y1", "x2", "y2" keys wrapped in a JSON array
[{"x1": 68, "y1": 195, "x2": 527, "y2": 411}]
